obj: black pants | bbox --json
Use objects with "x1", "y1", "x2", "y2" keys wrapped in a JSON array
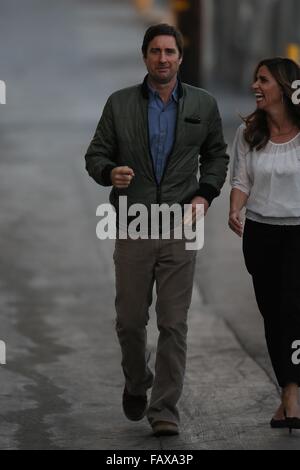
[{"x1": 243, "y1": 219, "x2": 300, "y2": 388}]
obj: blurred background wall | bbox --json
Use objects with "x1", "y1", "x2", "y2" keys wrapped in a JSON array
[{"x1": 133, "y1": 0, "x2": 300, "y2": 90}]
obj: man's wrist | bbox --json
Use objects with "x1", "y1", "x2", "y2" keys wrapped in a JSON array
[
  {"x1": 197, "y1": 183, "x2": 220, "y2": 206},
  {"x1": 101, "y1": 164, "x2": 116, "y2": 186}
]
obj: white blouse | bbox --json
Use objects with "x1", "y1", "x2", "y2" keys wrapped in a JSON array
[{"x1": 231, "y1": 124, "x2": 300, "y2": 225}]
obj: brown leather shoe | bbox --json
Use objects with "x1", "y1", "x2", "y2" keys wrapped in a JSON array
[
  {"x1": 152, "y1": 421, "x2": 179, "y2": 436},
  {"x1": 122, "y1": 387, "x2": 147, "y2": 421}
]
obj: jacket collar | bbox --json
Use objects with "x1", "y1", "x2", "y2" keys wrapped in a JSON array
[{"x1": 141, "y1": 74, "x2": 183, "y2": 100}]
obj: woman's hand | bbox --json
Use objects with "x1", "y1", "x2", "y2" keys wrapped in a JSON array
[{"x1": 228, "y1": 210, "x2": 244, "y2": 237}]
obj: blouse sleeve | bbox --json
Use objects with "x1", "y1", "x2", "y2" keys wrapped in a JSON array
[{"x1": 230, "y1": 124, "x2": 252, "y2": 196}]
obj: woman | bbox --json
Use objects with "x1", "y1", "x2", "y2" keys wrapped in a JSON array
[{"x1": 229, "y1": 57, "x2": 300, "y2": 432}]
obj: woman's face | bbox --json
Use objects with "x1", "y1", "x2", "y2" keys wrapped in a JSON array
[{"x1": 252, "y1": 65, "x2": 283, "y2": 111}]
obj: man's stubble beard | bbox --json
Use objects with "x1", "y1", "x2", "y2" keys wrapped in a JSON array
[{"x1": 150, "y1": 71, "x2": 178, "y2": 85}]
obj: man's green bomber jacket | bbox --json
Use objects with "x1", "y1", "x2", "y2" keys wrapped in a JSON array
[{"x1": 85, "y1": 76, "x2": 229, "y2": 213}]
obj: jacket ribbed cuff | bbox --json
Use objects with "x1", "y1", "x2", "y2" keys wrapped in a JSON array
[
  {"x1": 196, "y1": 183, "x2": 220, "y2": 206},
  {"x1": 101, "y1": 164, "x2": 116, "y2": 186}
]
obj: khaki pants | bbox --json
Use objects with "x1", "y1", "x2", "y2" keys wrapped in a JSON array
[{"x1": 113, "y1": 236, "x2": 197, "y2": 425}]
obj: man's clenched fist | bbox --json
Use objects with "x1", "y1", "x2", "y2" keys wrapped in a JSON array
[{"x1": 111, "y1": 166, "x2": 135, "y2": 189}]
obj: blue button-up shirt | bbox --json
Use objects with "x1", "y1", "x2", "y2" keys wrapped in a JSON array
[{"x1": 148, "y1": 82, "x2": 178, "y2": 184}]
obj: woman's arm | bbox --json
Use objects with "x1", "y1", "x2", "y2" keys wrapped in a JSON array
[
  {"x1": 228, "y1": 188, "x2": 249, "y2": 237},
  {"x1": 229, "y1": 126, "x2": 251, "y2": 237}
]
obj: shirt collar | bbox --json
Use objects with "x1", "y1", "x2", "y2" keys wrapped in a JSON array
[{"x1": 147, "y1": 79, "x2": 179, "y2": 103}]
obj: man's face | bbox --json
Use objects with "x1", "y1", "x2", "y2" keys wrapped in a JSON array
[{"x1": 143, "y1": 35, "x2": 182, "y2": 85}]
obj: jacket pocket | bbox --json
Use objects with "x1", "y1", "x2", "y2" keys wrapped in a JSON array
[
  {"x1": 183, "y1": 121, "x2": 208, "y2": 147},
  {"x1": 184, "y1": 117, "x2": 202, "y2": 124}
]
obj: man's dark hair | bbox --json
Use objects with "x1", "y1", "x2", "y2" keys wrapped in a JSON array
[{"x1": 142, "y1": 24, "x2": 184, "y2": 58}]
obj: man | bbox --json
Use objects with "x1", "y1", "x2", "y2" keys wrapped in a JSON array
[{"x1": 85, "y1": 24, "x2": 229, "y2": 436}]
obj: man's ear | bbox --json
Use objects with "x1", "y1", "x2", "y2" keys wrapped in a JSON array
[{"x1": 179, "y1": 56, "x2": 183, "y2": 66}]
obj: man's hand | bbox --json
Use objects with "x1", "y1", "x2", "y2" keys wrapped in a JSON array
[
  {"x1": 111, "y1": 166, "x2": 135, "y2": 189},
  {"x1": 191, "y1": 196, "x2": 209, "y2": 216},
  {"x1": 184, "y1": 196, "x2": 209, "y2": 225}
]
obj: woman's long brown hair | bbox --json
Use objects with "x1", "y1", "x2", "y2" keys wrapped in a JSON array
[{"x1": 243, "y1": 58, "x2": 300, "y2": 151}]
